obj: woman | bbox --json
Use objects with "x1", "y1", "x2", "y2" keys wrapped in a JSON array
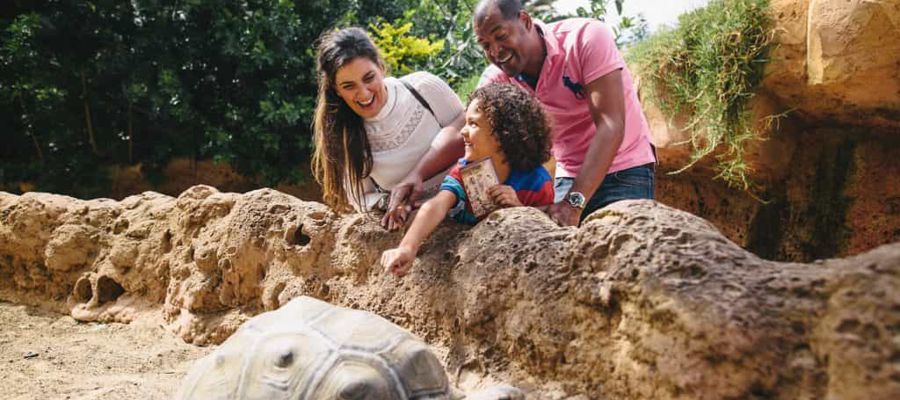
[{"x1": 312, "y1": 27, "x2": 464, "y2": 229}]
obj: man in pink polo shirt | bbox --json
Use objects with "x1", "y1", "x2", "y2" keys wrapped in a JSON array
[{"x1": 473, "y1": 0, "x2": 656, "y2": 226}]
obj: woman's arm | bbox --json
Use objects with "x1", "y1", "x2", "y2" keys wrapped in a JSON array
[
  {"x1": 381, "y1": 190, "x2": 458, "y2": 277},
  {"x1": 383, "y1": 72, "x2": 466, "y2": 229},
  {"x1": 384, "y1": 114, "x2": 464, "y2": 224},
  {"x1": 412, "y1": 111, "x2": 465, "y2": 186}
]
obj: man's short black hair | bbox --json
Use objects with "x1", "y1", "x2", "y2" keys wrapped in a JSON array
[{"x1": 475, "y1": 0, "x2": 523, "y2": 22}]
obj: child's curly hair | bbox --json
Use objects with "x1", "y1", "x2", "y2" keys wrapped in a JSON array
[{"x1": 469, "y1": 83, "x2": 552, "y2": 171}]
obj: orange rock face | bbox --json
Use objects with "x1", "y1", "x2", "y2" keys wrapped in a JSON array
[
  {"x1": 645, "y1": 0, "x2": 900, "y2": 262},
  {"x1": 766, "y1": 0, "x2": 900, "y2": 128}
]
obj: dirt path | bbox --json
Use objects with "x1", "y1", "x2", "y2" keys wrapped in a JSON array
[{"x1": 0, "y1": 302, "x2": 212, "y2": 400}]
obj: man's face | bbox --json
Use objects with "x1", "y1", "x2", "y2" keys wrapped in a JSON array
[{"x1": 474, "y1": 8, "x2": 534, "y2": 77}]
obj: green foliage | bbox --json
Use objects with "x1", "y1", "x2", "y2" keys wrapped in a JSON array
[
  {"x1": 0, "y1": 0, "x2": 646, "y2": 197},
  {"x1": 370, "y1": 21, "x2": 444, "y2": 75},
  {"x1": 627, "y1": 0, "x2": 774, "y2": 190},
  {"x1": 454, "y1": 74, "x2": 482, "y2": 103},
  {"x1": 390, "y1": 0, "x2": 485, "y2": 91},
  {"x1": 0, "y1": 0, "x2": 408, "y2": 197}
]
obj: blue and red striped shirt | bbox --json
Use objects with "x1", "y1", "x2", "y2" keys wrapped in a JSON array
[{"x1": 440, "y1": 159, "x2": 555, "y2": 224}]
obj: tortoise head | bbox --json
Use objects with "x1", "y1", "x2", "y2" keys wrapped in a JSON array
[{"x1": 311, "y1": 359, "x2": 397, "y2": 399}]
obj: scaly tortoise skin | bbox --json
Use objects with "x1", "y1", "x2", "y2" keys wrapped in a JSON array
[{"x1": 176, "y1": 296, "x2": 522, "y2": 400}]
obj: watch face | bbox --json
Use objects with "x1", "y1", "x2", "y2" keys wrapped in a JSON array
[{"x1": 567, "y1": 192, "x2": 585, "y2": 208}]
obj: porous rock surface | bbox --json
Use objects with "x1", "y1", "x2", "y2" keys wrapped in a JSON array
[
  {"x1": 766, "y1": 0, "x2": 900, "y2": 127},
  {"x1": 640, "y1": 0, "x2": 900, "y2": 262},
  {"x1": 1, "y1": 186, "x2": 898, "y2": 399}
]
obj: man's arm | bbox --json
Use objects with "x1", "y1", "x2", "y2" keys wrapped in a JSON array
[
  {"x1": 547, "y1": 69, "x2": 626, "y2": 226},
  {"x1": 409, "y1": 112, "x2": 466, "y2": 187},
  {"x1": 383, "y1": 113, "x2": 464, "y2": 230}
]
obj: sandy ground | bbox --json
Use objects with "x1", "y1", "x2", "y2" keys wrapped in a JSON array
[
  {"x1": 0, "y1": 300, "x2": 517, "y2": 399},
  {"x1": 0, "y1": 302, "x2": 213, "y2": 400}
]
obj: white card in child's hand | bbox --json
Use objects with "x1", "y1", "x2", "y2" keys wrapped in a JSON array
[{"x1": 460, "y1": 157, "x2": 500, "y2": 219}]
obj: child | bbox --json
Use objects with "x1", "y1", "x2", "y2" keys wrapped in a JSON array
[{"x1": 380, "y1": 83, "x2": 554, "y2": 277}]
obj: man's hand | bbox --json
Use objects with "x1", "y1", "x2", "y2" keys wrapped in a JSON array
[
  {"x1": 546, "y1": 202, "x2": 581, "y2": 226},
  {"x1": 487, "y1": 185, "x2": 522, "y2": 208},
  {"x1": 382, "y1": 174, "x2": 424, "y2": 231},
  {"x1": 381, "y1": 246, "x2": 416, "y2": 277}
]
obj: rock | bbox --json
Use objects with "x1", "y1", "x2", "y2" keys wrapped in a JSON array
[
  {"x1": 635, "y1": 0, "x2": 900, "y2": 262},
  {"x1": 766, "y1": 0, "x2": 900, "y2": 127},
  {"x1": 0, "y1": 187, "x2": 898, "y2": 398}
]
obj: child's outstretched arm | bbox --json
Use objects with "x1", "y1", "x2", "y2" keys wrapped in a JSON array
[{"x1": 381, "y1": 190, "x2": 458, "y2": 277}]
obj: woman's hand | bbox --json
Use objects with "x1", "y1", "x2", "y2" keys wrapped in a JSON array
[
  {"x1": 382, "y1": 174, "x2": 424, "y2": 231},
  {"x1": 488, "y1": 185, "x2": 523, "y2": 208},
  {"x1": 382, "y1": 202, "x2": 412, "y2": 231},
  {"x1": 381, "y1": 246, "x2": 416, "y2": 277}
]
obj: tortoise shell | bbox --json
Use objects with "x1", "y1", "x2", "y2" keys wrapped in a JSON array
[{"x1": 176, "y1": 296, "x2": 451, "y2": 400}]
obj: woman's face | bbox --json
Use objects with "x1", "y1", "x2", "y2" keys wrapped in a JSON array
[
  {"x1": 460, "y1": 99, "x2": 502, "y2": 163},
  {"x1": 334, "y1": 57, "x2": 388, "y2": 119}
]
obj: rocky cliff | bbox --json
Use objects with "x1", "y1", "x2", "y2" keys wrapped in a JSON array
[
  {"x1": 646, "y1": 0, "x2": 900, "y2": 262},
  {"x1": 1, "y1": 186, "x2": 898, "y2": 399}
]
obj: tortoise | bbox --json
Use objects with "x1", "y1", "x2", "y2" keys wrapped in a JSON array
[{"x1": 175, "y1": 296, "x2": 523, "y2": 400}]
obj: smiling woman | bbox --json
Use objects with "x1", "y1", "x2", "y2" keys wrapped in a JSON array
[
  {"x1": 311, "y1": 28, "x2": 466, "y2": 221},
  {"x1": 334, "y1": 58, "x2": 389, "y2": 119}
]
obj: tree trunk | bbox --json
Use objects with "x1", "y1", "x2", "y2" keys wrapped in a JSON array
[
  {"x1": 81, "y1": 70, "x2": 99, "y2": 155},
  {"x1": 127, "y1": 102, "x2": 134, "y2": 164},
  {"x1": 18, "y1": 96, "x2": 43, "y2": 164}
]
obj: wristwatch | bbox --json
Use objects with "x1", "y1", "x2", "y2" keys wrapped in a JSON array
[{"x1": 564, "y1": 191, "x2": 586, "y2": 209}]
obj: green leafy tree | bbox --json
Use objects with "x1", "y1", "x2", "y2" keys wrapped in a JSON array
[
  {"x1": 391, "y1": 0, "x2": 485, "y2": 90},
  {"x1": 0, "y1": 0, "x2": 405, "y2": 197},
  {"x1": 0, "y1": 0, "x2": 642, "y2": 198}
]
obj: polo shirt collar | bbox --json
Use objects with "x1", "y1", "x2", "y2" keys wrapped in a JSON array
[
  {"x1": 515, "y1": 20, "x2": 561, "y2": 86},
  {"x1": 533, "y1": 20, "x2": 561, "y2": 62}
]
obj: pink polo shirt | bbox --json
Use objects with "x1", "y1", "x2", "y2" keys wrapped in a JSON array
[{"x1": 480, "y1": 18, "x2": 655, "y2": 178}]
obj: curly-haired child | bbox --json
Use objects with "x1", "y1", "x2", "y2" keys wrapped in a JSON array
[{"x1": 381, "y1": 83, "x2": 554, "y2": 277}]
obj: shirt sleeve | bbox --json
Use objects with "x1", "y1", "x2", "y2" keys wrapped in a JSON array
[
  {"x1": 515, "y1": 167, "x2": 555, "y2": 207},
  {"x1": 577, "y1": 21, "x2": 626, "y2": 85},
  {"x1": 477, "y1": 65, "x2": 510, "y2": 88},
  {"x1": 404, "y1": 71, "x2": 464, "y2": 128},
  {"x1": 531, "y1": 179, "x2": 555, "y2": 207},
  {"x1": 439, "y1": 165, "x2": 466, "y2": 203}
]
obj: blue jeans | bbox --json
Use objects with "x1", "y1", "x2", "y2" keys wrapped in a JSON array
[{"x1": 554, "y1": 164, "x2": 655, "y2": 222}]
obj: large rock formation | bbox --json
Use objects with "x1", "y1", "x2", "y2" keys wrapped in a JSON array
[
  {"x1": 643, "y1": 0, "x2": 900, "y2": 262},
  {"x1": 765, "y1": 0, "x2": 900, "y2": 127},
  {"x1": 1, "y1": 186, "x2": 898, "y2": 399}
]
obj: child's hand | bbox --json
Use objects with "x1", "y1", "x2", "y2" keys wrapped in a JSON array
[
  {"x1": 381, "y1": 246, "x2": 416, "y2": 277},
  {"x1": 488, "y1": 185, "x2": 523, "y2": 208}
]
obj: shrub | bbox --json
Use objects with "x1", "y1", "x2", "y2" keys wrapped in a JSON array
[
  {"x1": 370, "y1": 21, "x2": 444, "y2": 75},
  {"x1": 627, "y1": 0, "x2": 775, "y2": 191}
]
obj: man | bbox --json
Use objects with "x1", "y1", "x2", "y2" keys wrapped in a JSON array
[
  {"x1": 387, "y1": 0, "x2": 654, "y2": 227},
  {"x1": 472, "y1": 0, "x2": 656, "y2": 226}
]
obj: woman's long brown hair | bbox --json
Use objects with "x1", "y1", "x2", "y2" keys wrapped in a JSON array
[{"x1": 312, "y1": 27, "x2": 385, "y2": 212}]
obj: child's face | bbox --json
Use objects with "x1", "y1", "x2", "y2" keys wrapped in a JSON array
[{"x1": 461, "y1": 99, "x2": 502, "y2": 163}]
